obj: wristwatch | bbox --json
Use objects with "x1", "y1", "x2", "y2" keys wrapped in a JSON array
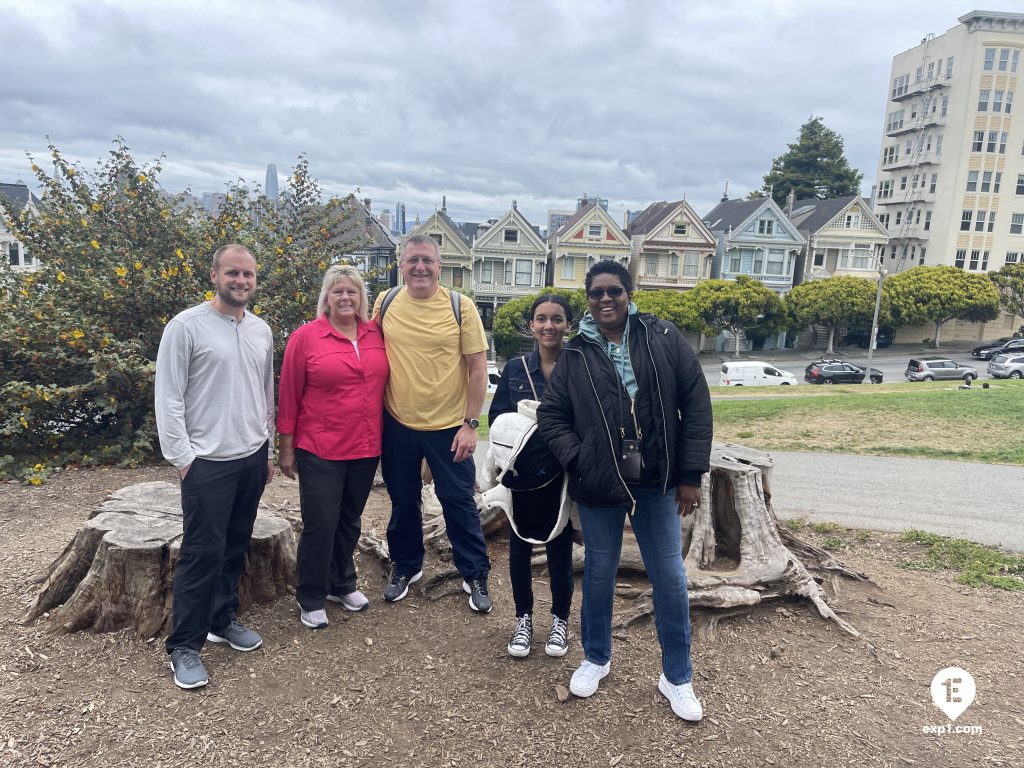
[{"x1": 464, "y1": 417, "x2": 480, "y2": 429}]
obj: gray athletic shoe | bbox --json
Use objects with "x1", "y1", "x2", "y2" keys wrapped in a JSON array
[
  {"x1": 383, "y1": 570, "x2": 422, "y2": 602},
  {"x1": 170, "y1": 648, "x2": 208, "y2": 689},
  {"x1": 463, "y1": 578, "x2": 493, "y2": 613},
  {"x1": 299, "y1": 607, "x2": 329, "y2": 629},
  {"x1": 206, "y1": 619, "x2": 262, "y2": 651},
  {"x1": 327, "y1": 590, "x2": 369, "y2": 612}
]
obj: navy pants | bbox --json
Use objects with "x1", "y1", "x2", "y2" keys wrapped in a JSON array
[
  {"x1": 295, "y1": 450, "x2": 378, "y2": 611},
  {"x1": 381, "y1": 411, "x2": 490, "y2": 581},
  {"x1": 166, "y1": 444, "x2": 268, "y2": 654}
]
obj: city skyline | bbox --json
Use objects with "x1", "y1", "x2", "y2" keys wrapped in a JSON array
[{"x1": 2, "y1": 0, "x2": 1019, "y2": 227}]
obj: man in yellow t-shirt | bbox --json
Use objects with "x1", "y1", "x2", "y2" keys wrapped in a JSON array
[{"x1": 371, "y1": 234, "x2": 492, "y2": 612}]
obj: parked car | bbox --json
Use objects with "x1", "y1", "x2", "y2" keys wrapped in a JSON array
[
  {"x1": 971, "y1": 337, "x2": 1016, "y2": 360},
  {"x1": 804, "y1": 358, "x2": 884, "y2": 385},
  {"x1": 841, "y1": 326, "x2": 894, "y2": 348},
  {"x1": 987, "y1": 353, "x2": 1024, "y2": 379},
  {"x1": 986, "y1": 338, "x2": 1024, "y2": 359},
  {"x1": 486, "y1": 363, "x2": 500, "y2": 394},
  {"x1": 719, "y1": 361, "x2": 798, "y2": 386},
  {"x1": 904, "y1": 357, "x2": 978, "y2": 382}
]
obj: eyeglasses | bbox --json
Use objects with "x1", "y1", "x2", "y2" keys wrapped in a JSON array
[{"x1": 586, "y1": 286, "x2": 625, "y2": 300}]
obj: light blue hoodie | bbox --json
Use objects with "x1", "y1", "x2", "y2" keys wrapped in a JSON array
[{"x1": 578, "y1": 302, "x2": 639, "y2": 399}]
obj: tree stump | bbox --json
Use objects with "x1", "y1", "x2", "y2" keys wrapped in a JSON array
[
  {"x1": 20, "y1": 481, "x2": 296, "y2": 639},
  {"x1": 370, "y1": 442, "x2": 867, "y2": 635}
]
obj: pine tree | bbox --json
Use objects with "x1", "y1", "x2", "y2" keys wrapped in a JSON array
[{"x1": 756, "y1": 117, "x2": 863, "y2": 206}]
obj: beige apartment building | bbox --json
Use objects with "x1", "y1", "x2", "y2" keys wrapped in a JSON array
[{"x1": 873, "y1": 10, "x2": 1024, "y2": 279}]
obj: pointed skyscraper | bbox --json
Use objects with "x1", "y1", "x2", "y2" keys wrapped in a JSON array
[{"x1": 265, "y1": 164, "x2": 279, "y2": 200}]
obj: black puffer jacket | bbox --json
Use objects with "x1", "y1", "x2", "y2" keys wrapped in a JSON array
[{"x1": 537, "y1": 313, "x2": 713, "y2": 509}]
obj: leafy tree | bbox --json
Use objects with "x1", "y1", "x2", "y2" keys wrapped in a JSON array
[
  {"x1": 884, "y1": 265, "x2": 1000, "y2": 348},
  {"x1": 754, "y1": 117, "x2": 863, "y2": 206},
  {"x1": 0, "y1": 140, "x2": 364, "y2": 482},
  {"x1": 492, "y1": 288, "x2": 586, "y2": 359},
  {"x1": 688, "y1": 275, "x2": 787, "y2": 357},
  {"x1": 989, "y1": 263, "x2": 1024, "y2": 332},
  {"x1": 785, "y1": 276, "x2": 886, "y2": 353},
  {"x1": 632, "y1": 289, "x2": 703, "y2": 333}
]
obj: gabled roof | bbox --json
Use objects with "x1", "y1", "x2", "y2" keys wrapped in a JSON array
[
  {"x1": 471, "y1": 205, "x2": 547, "y2": 254},
  {"x1": 555, "y1": 202, "x2": 629, "y2": 246},
  {"x1": 555, "y1": 202, "x2": 599, "y2": 239},
  {"x1": 702, "y1": 198, "x2": 766, "y2": 232},
  {"x1": 407, "y1": 208, "x2": 473, "y2": 256},
  {"x1": 0, "y1": 182, "x2": 41, "y2": 211},
  {"x1": 788, "y1": 196, "x2": 861, "y2": 233},
  {"x1": 627, "y1": 201, "x2": 673, "y2": 235},
  {"x1": 436, "y1": 209, "x2": 472, "y2": 251}
]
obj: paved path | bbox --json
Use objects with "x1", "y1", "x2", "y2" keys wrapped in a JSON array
[{"x1": 767, "y1": 451, "x2": 1024, "y2": 550}]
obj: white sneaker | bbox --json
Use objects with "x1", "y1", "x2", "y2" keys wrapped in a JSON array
[
  {"x1": 658, "y1": 674, "x2": 703, "y2": 721},
  {"x1": 569, "y1": 660, "x2": 610, "y2": 698},
  {"x1": 299, "y1": 607, "x2": 328, "y2": 629},
  {"x1": 327, "y1": 590, "x2": 369, "y2": 612}
]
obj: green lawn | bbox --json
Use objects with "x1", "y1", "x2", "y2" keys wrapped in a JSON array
[{"x1": 711, "y1": 380, "x2": 1024, "y2": 465}]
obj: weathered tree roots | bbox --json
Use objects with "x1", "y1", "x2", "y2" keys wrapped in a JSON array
[{"x1": 20, "y1": 481, "x2": 296, "y2": 639}]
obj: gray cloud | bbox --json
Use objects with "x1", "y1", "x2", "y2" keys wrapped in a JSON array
[{"x1": 0, "y1": 0, "x2": 1000, "y2": 226}]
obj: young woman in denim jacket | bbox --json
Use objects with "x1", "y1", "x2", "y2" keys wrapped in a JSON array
[{"x1": 488, "y1": 294, "x2": 575, "y2": 659}]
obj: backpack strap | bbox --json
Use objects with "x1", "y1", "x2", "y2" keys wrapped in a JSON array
[
  {"x1": 520, "y1": 356, "x2": 538, "y2": 399},
  {"x1": 380, "y1": 285, "x2": 462, "y2": 327}
]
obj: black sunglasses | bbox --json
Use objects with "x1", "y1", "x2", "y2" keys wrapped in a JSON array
[{"x1": 586, "y1": 286, "x2": 625, "y2": 300}]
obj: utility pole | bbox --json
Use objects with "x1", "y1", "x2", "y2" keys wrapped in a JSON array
[{"x1": 864, "y1": 261, "x2": 888, "y2": 384}]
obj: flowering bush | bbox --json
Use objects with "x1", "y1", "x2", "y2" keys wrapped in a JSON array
[{"x1": 0, "y1": 140, "x2": 366, "y2": 480}]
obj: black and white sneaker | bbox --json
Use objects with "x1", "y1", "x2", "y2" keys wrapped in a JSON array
[
  {"x1": 507, "y1": 614, "x2": 533, "y2": 657},
  {"x1": 545, "y1": 616, "x2": 569, "y2": 657},
  {"x1": 462, "y1": 578, "x2": 493, "y2": 613},
  {"x1": 383, "y1": 570, "x2": 422, "y2": 602}
]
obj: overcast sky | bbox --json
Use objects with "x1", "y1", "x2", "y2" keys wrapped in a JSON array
[{"x1": 1, "y1": 0, "x2": 1014, "y2": 228}]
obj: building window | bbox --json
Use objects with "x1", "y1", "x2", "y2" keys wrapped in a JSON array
[
  {"x1": 910, "y1": 101, "x2": 920, "y2": 119},
  {"x1": 993, "y1": 90, "x2": 1004, "y2": 112},
  {"x1": 481, "y1": 260, "x2": 493, "y2": 283},
  {"x1": 895, "y1": 210, "x2": 903, "y2": 226},
  {"x1": 515, "y1": 259, "x2": 532, "y2": 285},
  {"x1": 887, "y1": 110, "x2": 905, "y2": 131},
  {"x1": 1017, "y1": 174, "x2": 1024, "y2": 195},
  {"x1": 978, "y1": 89, "x2": 990, "y2": 111},
  {"x1": 535, "y1": 262, "x2": 544, "y2": 285},
  {"x1": 503, "y1": 228, "x2": 518, "y2": 243},
  {"x1": 669, "y1": 253, "x2": 679, "y2": 276},
  {"x1": 972, "y1": 131, "x2": 984, "y2": 152},
  {"x1": 587, "y1": 224, "x2": 602, "y2": 237},
  {"x1": 961, "y1": 210, "x2": 973, "y2": 231},
  {"x1": 561, "y1": 256, "x2": 575, "y2": 280},
  {"x1": 683, "y1": 251, "x2": 698, "y2": 277},
  {"x1": 1007, "y1": 252, "x2": 1019, "y2": 263},
  {"x1": 1011, "y1": 214, "x2": 1024, "y2": 235},
  {"x1": 936, "y1": 135, "x2": 943, "y2": 155},
  {"x1": 980, "y1": 171, "x2": 993, "y2": 192},
  {"x1": 646, "y1": 254, "x2": 658, "y2": 275},
  {"x1": 813, "y1": 251, "x2": 825, "y2": 267},
  {"x1": 984, "y1": 48, "x2": 996, "y2": 71},
  {"x1": 673, "y1": 223, "x2": 688, "y2": 236},
  {"x1": 969, "y1": 250, "x2": 980, "y2": 270},
  {"x1": 900, "y1": 176, "x2": 908, "y2": 191},
  {"x1": 1007, "y1": 91, "x2": 1015, "y2": 114},
  {"x1": 729, "y1": 252, "x2": 742, "y2": 272},
  {"x1": 987, "y1": 131, "x2": 998, "y2": 153},
  {"x1": 7, "y1": 242, "x2": 19, "y2": 266},
  {"x1": 430, "y1": 233, "x2": 443, "y2": 247},
  {"x1": 955, "y1": 249, "x2": 966, "y2": 268},
  {"x1": 765, "y1": 249, "x2": 785, "y2": 276},
  {"x1": 930, "y1": 174, "x2": 938, "y2": 194},
  {"x1": 883, "y1": 145, "x2": 898, "y2": 164},
  {"x1": 946, "y1": 56, "x2": 954, "y2": 79},
  {"x1": 753, "y1": 249, "x2": 764, "y2": 273},
  {"x1": 941, "y1": 94, "x2": 949, "y2": 116},
  {"x1": 846, "y1": 213, "x2": 861, "y2": 229},
  {"x1": 878, "y1": 180, "x2": 893, "y2": 199},
  {"x1": 878, "y1": 213, "x2": 890, "y2": 228},
  {"x1": 924, "y1": 211, "x2": 932, "y2": 230},
  {"x1": 757, "y1": 219, "x2": 774, "y2": 236},
  {"x1": 891, "y1": 74, "x2": 909, "y2": 98},
  {"x1": 982, "y1": 251, "x2": 990, "y2": 271},
  {"x1": 966, "y1": 171, "x2": 978, "y2": 192},
  {"x1": 1000, "y1": 132, "x2": 1008, "y2": 154},
  {"x1": 975, "y1": 211, "x2": 987, "y2": 232},
  {"x1": 850, "y1": 249, "x2": 872, "y2": 270},
  {"x1": 504, "y1": 261, "x2": 513, "y2": 284},
  {"x1": 999, "y1": 48, "x2": 1011, "y2": 72}
]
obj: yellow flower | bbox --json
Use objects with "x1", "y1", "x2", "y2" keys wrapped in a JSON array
[
  {"x1": 101, "y1": 337, "x2": 110, "y2": 347},
  {"x1": 160, "y1": 316, "x2": 168, "y2": 324},
  {"x1": 33, "y1": 463, "x2": 44, "y2": 471},
  {"x1": 275, "y1": 247, "x2": 284, "y2": 255},
  {"x1": 167, "y1": 265, "x2": 179, "y2": 277},
  {"x1": 160, "y1": 209, "x2": 170, "y2": 219},
  {"x1": 183, "y1": 264, "x2": 192, "y2": 275},
  {"x1": 204, "y1": 290, "x2": 215, "y2": 301},
  {"x1": 19, "y1": 416, "x2": 28, "y2": 429},
  {"x1": 57, "y1": 271, "x2": 66, "y2": 283},
  {"x1": 137, "y1": 173, "x2": 147, "y2": 183},
  {"x1": 134, "y1": 261, "x2": 143, "y2": 270},
  {"x1": 81, "y1": 218, "x2": 88, "y2": 227},
  {"x1": 318, "y1": 261, "x2": 326, "y2": 270},
  {"x1": 115, "y1": 265, "x2": 127, "y2": 277},
  {"x1": 91, "y1": 239, "x2": 100, "y2": 249},
  {"x1": 253, "y1": 305, "x2": 263, "y2": 315},
  {"x1": 175, "y1": 248, "x2": 184, "y2": 260},
  {"x1": 285, "y1": 235, "x2": 293, "y2": 244},
  {"x1": 29, "y1": 477, "x2": 42, "y2": 486},
  {"x1": 71, "y1": 328, "x2": 84, "y2": 339},
  {"x1": 91, "y1": 203, "x2": 101, "y2": 212}
]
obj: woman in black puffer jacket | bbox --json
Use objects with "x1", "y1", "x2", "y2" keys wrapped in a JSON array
[{"x1": 537, "y1": 261, "x2": 712, "y2": 722}]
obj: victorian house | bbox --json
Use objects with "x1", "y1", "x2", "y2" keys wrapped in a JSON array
[
  {"x1": 788, "y1": 196, "x2": 890, "y2": 283},
  {"x1": 401, "y1": 200, "x2": 473, "y2": 291},
  {"x1": 470, "y1": 202, "x2": 548, "y2": 329},
  {"x1": 0, "y1": 182, "x2": 41, "y2": 272},
  {"x1": 550, "y1": 202, "x2": 631, "y2": 290},
  {"x1": 626, "y1": 200, "x2": 717, "y2": 291}
]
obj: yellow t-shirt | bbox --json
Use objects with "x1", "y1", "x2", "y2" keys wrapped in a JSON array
[{"x1": 372, "y1": 286, "x2": 487, "y2": 430}]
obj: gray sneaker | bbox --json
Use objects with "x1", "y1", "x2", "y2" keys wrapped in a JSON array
[
  {"x1": 327, "y1": 590, "x2": 369, "y2": 612},
  {"x1": 170, "y1": 648, "x2": 208, "y2": 689},
  {"x1": 462, "y1": 578, "x2": 493, "y2": 613},
  {"x1": 299, "y1": 606, "x2": 329, "y2": 629},
  {"x1": 207, "y1": 619, "x2": 262, "y2": 651}
]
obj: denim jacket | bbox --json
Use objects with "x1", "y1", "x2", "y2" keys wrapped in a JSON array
[{"x1": 488, "y1": 350, "x2": 545, "y2": 425}]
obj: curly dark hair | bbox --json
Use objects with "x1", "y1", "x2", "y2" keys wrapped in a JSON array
[{"x1": 584, "y1": 260, "x2": 633, "y2": 294}]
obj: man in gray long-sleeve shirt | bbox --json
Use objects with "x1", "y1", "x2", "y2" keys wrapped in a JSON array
[{"x1": 155, "y1": 244, "x2": 274, "y2": 690}]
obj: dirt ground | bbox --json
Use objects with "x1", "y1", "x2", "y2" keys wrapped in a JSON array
[{"x1": 1, "y1": 465, "x2": 1022, "y2": 768}]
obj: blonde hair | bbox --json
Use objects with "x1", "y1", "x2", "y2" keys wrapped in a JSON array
[{"x1": 317, "y1": 264, "x2": 368, "y2": 321}]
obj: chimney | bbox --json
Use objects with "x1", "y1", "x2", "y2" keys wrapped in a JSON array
[
  {"x1": 786, "y1": 189, "x2": 795, "y2": 216},
  {"x1": 512, "y1": 199, "x2": 517, "y2": 210},
  {"x1": 441, "y1": 195, "x2": 447, "y2": 213},
  {"x1": 363, "y1": 198, "x2": 372, "y2": 212}
]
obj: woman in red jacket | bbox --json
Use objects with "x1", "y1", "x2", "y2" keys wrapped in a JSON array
[{"x1": 277, "y1": 265, "x2": 389, "y2": 629}]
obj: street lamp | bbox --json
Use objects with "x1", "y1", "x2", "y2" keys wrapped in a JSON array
[{"x1": 864, "y1": 262, "x2": 888, "y2": 385}]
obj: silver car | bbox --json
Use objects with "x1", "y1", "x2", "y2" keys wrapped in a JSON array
[
  {"x1": 905, "y1": 357, "x2": 978, "y2": 382},
  {"x1": 987, "y1": 353, "x2": 1024, "y2": 380}
]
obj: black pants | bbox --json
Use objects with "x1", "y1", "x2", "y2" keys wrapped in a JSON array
[
  {"x1": 165, "y1": 445, "x2": 268, "y2": 654},
  {"x1": 508, "y1": 484, "x2": 574, "y2": 621},
  {"x1": 295, "y1": 450, "x2": 379, "y2": 611}
]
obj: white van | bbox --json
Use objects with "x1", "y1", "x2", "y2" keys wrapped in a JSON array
[{"x1": 719, "y1": 361, "x2": 798, "y2": 387}]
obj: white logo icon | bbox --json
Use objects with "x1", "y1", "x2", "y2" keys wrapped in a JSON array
[{"x1": 930, "y1": 667, "x2": 976, "y2": 721}]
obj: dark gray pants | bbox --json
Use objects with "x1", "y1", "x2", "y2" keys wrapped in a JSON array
[{"x1": 295, "y1": 449, "x2": 379, "y2": 611}]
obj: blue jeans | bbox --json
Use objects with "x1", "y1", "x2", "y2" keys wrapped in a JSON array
[{"x1": 577, "y1": 487, "x2": 693, "y2": 684}]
